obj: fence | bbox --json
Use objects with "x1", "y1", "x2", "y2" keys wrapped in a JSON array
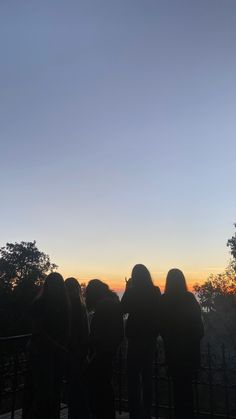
[
  {"x1": 1, "y1": 335, "x2": 236, "y2": 418},
  {"x1": 114, "y1": 340, "x2": 236, "y2": 419},
  {"x1": 0, "y1": 335, "x2": 30, "y2": 419}
]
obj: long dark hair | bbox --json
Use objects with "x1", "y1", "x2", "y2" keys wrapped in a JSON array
[
  {"x1": 131, "y1": 264, "x2": 154, "y2": 289},
  {"x1": 40, "y1": 272, "x2": 68, "y2": 310},
  {"x1": 85, "y1": 279, "x2": 118, "y2": 311},
  {"x1": 65, "y1": 277, "x2": 88, "y2": 347},
  {"x1": 65, "y1": 277, "x2": 83, "y2": 304},
  {"x1": 35, "y1": 272, "x2": 69, "y2": 344},
  {"x1": 165, "y1": 268, "x2": 188, "y2": 295}
]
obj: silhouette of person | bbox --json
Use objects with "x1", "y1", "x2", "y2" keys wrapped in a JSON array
[
  {"x1": 22, "y1": 272, "x2": 69, "y2": 419},
  {"x1": 160, "y1": 269, "x2": 204, "y2": 419},
  {"x1": 85, "y1": 279, "x2": 124, "y2": 419},
  {"x1": 65, "y1": 277, "x2": 90, "y2": 419},
  {"x1": 121, "y1": 264, "x2": 161, "y2": 419}
]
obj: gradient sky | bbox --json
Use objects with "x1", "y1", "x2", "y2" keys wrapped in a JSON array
[{"x1": 1, "y1": 1, "x2": 236, "y2": 291}]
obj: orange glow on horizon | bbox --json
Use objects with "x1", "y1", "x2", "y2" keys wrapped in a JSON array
[{"x1": 59, "y1": 268, "x2": 222, "y2": 294}]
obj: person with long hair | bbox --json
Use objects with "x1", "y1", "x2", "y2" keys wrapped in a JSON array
[
  {"x1": 85, "y1": 279, "x2": 124, "y2": 419},
  {"x1": 161, "y1": 269, "x2": 204, "y2": 419},
  {"x1": 23, "y1": 272, "x2": 69, "y2": 419},
  {"x1": 121, "y1": 264, "x2": 161, "y2": 419},
  {"x1": 65, "y1": 277, "x2": 90, "y2": 419}
]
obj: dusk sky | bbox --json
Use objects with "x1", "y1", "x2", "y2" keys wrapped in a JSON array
[{"x1": 1, "y1": 1, "x2": 236, "y2": 291}]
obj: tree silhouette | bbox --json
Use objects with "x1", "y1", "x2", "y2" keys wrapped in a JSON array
[
  {"x1": 227, "y1": 224, "x2": 236, "y2": 265},
  {"x1": 0, "y1": 240, "x2": 57, "y2": 292},
  {"x1": 0, "y1": 241, "x2": 58, "y2": 335},
  {"x1": 194, "y1": 226, "x2": 236, "y2": 348},
  {"x1": 194, "y1": 265, "x2": 236, "y2": 312}
]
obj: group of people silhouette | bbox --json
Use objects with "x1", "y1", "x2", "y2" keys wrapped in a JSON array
[{"x1": 22, "y1": 264, "x2": 204, "y2": 419}]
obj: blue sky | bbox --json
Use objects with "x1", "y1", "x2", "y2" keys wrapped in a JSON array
[{"x1": 1, "y1": 1, "x2": 236, "y2": 289}]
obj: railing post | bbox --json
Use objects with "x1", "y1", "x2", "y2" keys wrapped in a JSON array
[
  {"x1": 154, "y1": 345, "x2": 159, "y2": 419},
  {"x1": 222, "y1": 344, "x2": 230, "y2": 419},
  {"x1": 11, "y1": 353, "x2": 18, "y2": 419},
  {"x1": 0, "y1": 351, "x2": 3, "y2": 411},
  {"x1": 167, "y1": 367, "x2": 172, "y2": 419},
  {"x1": 207, "y1": 343, "x2": 214, "y2": 419},
  {"x1": 118, "y1": 345, "x2": 123, "y2": 415},
  {"x1": 194, "y1": 370, "x2": 200, "y2": 419}
]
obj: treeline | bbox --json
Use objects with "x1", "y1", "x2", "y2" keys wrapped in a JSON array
[
  {"x1": 193, "y1": 226, "x2": 236, "y2": 351},
  {"x1": 1, "y1": 227, "x2": 236, "y2": 348},
  {"x1": 0, "y1": 241, "x2": 56, "y2": 336}
]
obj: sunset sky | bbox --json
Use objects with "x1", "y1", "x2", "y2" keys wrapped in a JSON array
[{"x1": 1, "y1": 1, "x2": 236, "y2": 292}]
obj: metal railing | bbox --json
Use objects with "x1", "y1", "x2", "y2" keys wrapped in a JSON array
[
  {"x1": 114, "y1": 340, "x2": 236, "y2": 419},
  {"x1": 1, "y1": 335, "x2": 236, "y2": 418},
  {"x1": 0, "y1": 335, "x2": 31, "y2": 419}
]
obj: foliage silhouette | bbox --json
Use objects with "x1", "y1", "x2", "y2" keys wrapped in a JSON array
[
  {"x1": 0, "y1": 240, "x2": 57, "y2": 291},
  {"x1": 194, "y1": 224, "x2": 236, "y2": 311},
  {"x1": 194, "y1": 265, "x2": 236, "y2": 311},
  {"x1": 194, "y1": 225, "x2": 236, "y2": 349},
  {"x1": 0, "y1": 241, "x2": 58, "y2": 336},
  {"x1": 227, "y1": 223, "x2": 236, "y2": 264}
]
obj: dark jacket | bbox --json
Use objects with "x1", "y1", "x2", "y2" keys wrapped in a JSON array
[
  {"x1": 90, "y1": 291, "x2": 124, "y2": 354},
  {"x1": 160, "y1": 291, "x2": 204, "y2": 373},
  {"x1": 121, "y1": 285, "x2": 161, "y2": 340}
]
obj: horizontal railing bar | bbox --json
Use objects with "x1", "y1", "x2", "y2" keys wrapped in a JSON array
[
  {"x1": 0, "y1": 334, "x2": 32, "y2": 342},
  {"x1": 115, "y1": 397, "x2": 236, "y2": 419}
]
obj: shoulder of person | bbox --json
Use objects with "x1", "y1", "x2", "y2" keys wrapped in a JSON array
[
  {"x1": 186, "y1": 291, "x2": 198, "y2": 302},
  {"x1": 185, "y1": 291, "x2": 201, "y2": 311},
  {"x1": 121, "y1": 286, "x2": 134, "y2": 303},
  {"x1": 97, "y1": 293, "x2": 119, "y2": 310},
  {"x1": 122, "y1": 286, "x2": 134, "y2": 296}
]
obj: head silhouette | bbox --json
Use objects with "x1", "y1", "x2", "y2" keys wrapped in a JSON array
[
  {"x1": 85, "y1": 279, "x2": 109, "y2": 311},
  {"x1": 38, "y1": 272, "x2": 69, "y2": 335},
  {"x1": 65, "y1": 277, "x2": 82, "y2": 300},
  {"x1": 131, "y1": 264, "x2": 153, "y2": 289},
  {"x1": 42, "y1": 272, "x2": 66, "y2": 301},
  {"x1": 165, "y1": 268, "x2": 188, "y2": 295}
]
